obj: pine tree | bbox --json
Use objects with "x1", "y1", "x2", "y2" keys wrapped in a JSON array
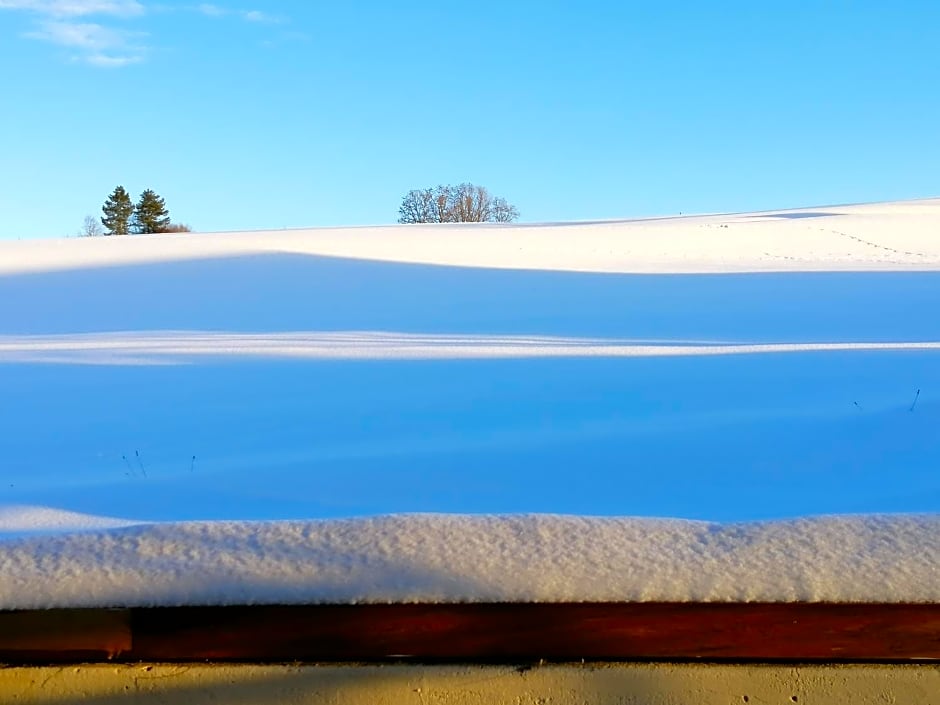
[
  {"x1": 100, "y1": 186, "x2": 134, "y2": 235},
  {"x1": 133, "y1": 189, "x2": 171, "y2": 234}
]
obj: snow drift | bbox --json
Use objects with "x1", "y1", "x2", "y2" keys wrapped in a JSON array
[{"x1": 1, "y1": 513, "x2": 938, "y2": 609}]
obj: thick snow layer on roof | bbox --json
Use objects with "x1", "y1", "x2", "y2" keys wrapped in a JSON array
[{"x1": 1, "y1": 512, "x2": 938, "y2": 608}]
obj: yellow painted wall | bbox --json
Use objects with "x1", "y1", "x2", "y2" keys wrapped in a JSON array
[{"x1": 2, "y1": 663, "x2": 939, "y2": 704}]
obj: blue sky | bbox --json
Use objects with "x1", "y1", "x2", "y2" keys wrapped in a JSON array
[{"x1": 1, "y1": 1, "x2": 938, "y2": 240}]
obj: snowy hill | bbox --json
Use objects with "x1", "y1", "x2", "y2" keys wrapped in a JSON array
[{"x1": 3, "y1": 198, "x2": 940, "y2": 277}]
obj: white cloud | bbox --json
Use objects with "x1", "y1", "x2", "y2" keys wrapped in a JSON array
[
  {"x1": 0, "y1": 0, "x2": 145, "y2": 66},
  {"x1": 26, "y1": 19, "x2": 144, "y2": 64},
  {"x1": 28, "y1": 20, "x2": 125, "y2": 49},
  {"x1": 84, "y1": 51, "x2": 140, "y2": 66},
  {"x1": 2, "y1": 1, "x2": 290, "y2": 66},
  {"x1": 241, "y1": 9, "x2": 276, "y2": 23},
  {"x1": 196, "y1": 3, "x2": 283, "y2": 24},
  {"x1": 195, "y1": 2, "x2": 223, "y2": 17},
  {"x1": 0, "y1": 0, "x2": 144, "y2": 17}
]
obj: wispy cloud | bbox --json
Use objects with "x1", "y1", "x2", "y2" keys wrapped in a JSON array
[
  {"x1": 194, "y1": 2, "x2": 222, "y2": 16},
  {"x1": 0, "y1": 0, "x2": 144, "y2": 17},
  {"x1": 196, "y1": 3, "x2": 283, "y2": 24},
  {"x1": 28, "y1": 19, "x2": 130, "y2": 50},
  {"x1": 26, "y1": 20, "x2": 144, "y2": 63},
  {"x1": 0, "y1": 0, "x2": 145, "y2": 65},
  {"x1": 85, "y1": 51, "x2": 141, "y2": 66},
  {"x1": 2, "y1": 1, "x2": 291, "y2": 66},
  {"x1": 242, "y1": 9, "x2": 276, "y2": 23}
]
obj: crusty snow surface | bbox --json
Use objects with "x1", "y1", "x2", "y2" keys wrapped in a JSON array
[
  {"x1": 1, "y1": 199, "x2": 939, "y2": 606},
  {"x1": 1, "y1": 512, "x2": 939, "y2": 608}
]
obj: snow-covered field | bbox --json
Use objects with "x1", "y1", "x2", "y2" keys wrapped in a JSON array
[{"x1": 1, "y1": 199, "x2": 939, "y2": 606}]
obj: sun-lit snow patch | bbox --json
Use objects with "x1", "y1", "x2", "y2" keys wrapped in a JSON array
[
  {"x1": 1, "y1": 330, "x2": 940, "y2": 364},
  {"x1": 0, "y1": 512, "x2": 938, "y2": 608},
  {"x1": 0, "y1": 505, "x2": 143, "y2": 538},
  {"x1": 2, "y1": 198, "x2": 939, "y2": 275}
]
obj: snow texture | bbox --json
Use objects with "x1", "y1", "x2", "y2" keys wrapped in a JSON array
[
  {"x1": 0, "y1": 513, "x2": 938, "y2": 608},
  {"x1": 0, "y1": 505, "x2": 139, "y2": 538}
]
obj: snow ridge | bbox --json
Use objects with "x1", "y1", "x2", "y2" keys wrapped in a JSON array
[{"x1": 1, "y1": 513, "x2": 938, "y2": 609}]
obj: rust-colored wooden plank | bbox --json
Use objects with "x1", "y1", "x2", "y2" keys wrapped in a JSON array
[
  {"x1": 127, "y1": 603, "x2": 940, "y2": 663},
  {"x1": 2, "y1": 603, "x2": 939, "y2": 664},
  {"x1": 0, "y1": 609, "x2": 131, "y2": 662}
]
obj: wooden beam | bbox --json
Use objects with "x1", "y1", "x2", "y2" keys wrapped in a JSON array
[
  {"x1": 2, "y1": 603, "x2": 939, "y2": 663},
  {"x1": 0, "y1": 609, "x2": 131, "y2": 661}
]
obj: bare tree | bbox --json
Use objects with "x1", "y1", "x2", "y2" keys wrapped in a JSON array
[
  {"x1": 398, "y1": 188, "x2": 438, "y2": 224},
  {"x1": 491, "y1": 196, "x2": 519, "y2": 223},
  {"x1": 398, "y1": 183, "x2": 518, "y2": 224},
  {"x1": 451, "y1": 183, "x2": 490, "y2": 222},
  {"x1": 433, "y1": 187, "x2": 451, "y2": 222},
  {"x1": 78, "y1": 214, "x2": 104, "y2": 237},
  {"x1": 161, "y1": 222, "x2": 192, "y2": 233}
]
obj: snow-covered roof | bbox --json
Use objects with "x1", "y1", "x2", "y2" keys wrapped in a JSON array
[{"x1": 1, "y1": 512, "x2": 939, "y2": 609}]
